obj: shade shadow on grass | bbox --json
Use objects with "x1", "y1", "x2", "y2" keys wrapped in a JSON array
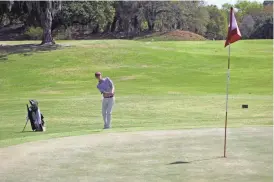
[
  {"x1": 168, "y1": 156, "x2": 222, "y2": 165},
  {"x1": 0, "y1": 44, "x2": 67, "y2": 61}
]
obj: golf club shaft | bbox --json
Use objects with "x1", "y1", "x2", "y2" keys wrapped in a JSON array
[{"x1": 22, "y1": 119, "x2": 28, "y2": 132}]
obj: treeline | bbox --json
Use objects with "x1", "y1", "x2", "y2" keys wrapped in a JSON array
[{"x1": 0, "y1": 1, "x2": 272, "y2": 44}]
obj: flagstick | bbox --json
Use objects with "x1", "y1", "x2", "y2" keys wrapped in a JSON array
[{"x1": 224, "y1": 43, "x2": 231, "y2": 158}]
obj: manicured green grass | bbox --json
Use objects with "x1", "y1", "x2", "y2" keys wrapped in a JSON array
[
  {"x1": 0, "y1": 39, "x2": 272, "y2": 147},
  {"x1": 0, "y1": 127, "x2": 272, "y2": 182}
]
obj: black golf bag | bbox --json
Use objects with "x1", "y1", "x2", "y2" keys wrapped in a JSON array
[{"x1": 26, "y1": 100, "x2": 45, "y2": 132}]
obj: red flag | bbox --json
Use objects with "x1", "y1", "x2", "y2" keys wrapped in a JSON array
[{"x1": 225, "y1": 7, "x2": 241, "y2": 47}]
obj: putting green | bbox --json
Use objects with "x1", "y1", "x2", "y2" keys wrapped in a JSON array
[{"x1": 0, "y1": 127, "x2": 272, "y2": 182}]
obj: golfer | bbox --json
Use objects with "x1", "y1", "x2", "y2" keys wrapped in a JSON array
[{"x1": 95, "y1": 72, "x2": 115, "y2": 129}]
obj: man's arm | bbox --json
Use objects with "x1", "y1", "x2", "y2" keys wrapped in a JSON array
[
  {"x1": 97, "y1": 85, "x2": 105, "y2": 94},
  {"x1": 103, "y1": 78, "x2": 115, "y2": 96},
  {"x1": 109, "y1": 78, "x2": 115, "y2": 94},
  {"x1": 97, "y1": 84, "x2": 111, "y2": 97}
]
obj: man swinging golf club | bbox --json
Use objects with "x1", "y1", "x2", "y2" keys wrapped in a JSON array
[{"x1": 95, "y1": 72, "x2": 115, "y2": 129}]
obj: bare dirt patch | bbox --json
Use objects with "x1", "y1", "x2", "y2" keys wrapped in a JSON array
[
  {"x1": 164, "y1": 30, "x2": 206, "y2": 41},
  {"x1": 137, "y1": 30, "x2": 206, "y2": 41},
  {"x1": 119, "y1": 75, "x2": 138, "y2": 81},
  {"x1": 44, "y1": 67, "x2": 89, "y2": 75},
  {"x1": 167, "y1": 91, "x2": 182, "y2": 95},
  {"x1": 78, "y1": 44, "x2": 113, "y2": 49},
  {"x1": 39, "y1": 89, "x2": 63, "y2": 95}
]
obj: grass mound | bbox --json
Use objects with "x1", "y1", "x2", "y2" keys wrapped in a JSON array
[{"x1": 136, "y1": 30, "x2": 206, "y2": 41}]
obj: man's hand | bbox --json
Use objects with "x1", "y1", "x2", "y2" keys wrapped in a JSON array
[{"x1": 103, "y1": 92, "x2": 114, "y2": 97}]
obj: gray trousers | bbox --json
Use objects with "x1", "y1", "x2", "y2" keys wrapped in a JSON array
[{"x1": 102, "y1": 97, "x2": 114, "y2": 128}]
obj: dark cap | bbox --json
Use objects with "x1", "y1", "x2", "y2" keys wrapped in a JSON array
[{"x1": 95, "y1": 72, "x2": 101, "y2": 77}]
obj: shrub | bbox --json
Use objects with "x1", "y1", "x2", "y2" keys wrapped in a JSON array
[
  {"x1": 53, "y1": 26, "x2": 73, "y2": 40},
  {"x1": 24, "y1": 26, "x2": 43, "y2": 40}
]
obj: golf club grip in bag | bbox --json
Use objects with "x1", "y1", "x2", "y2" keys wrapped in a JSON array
[{"x1": 27, "y1": 104, "x2": 36, "y2": 131}]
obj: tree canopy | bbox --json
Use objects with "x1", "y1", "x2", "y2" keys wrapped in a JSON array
[{"x1": 0, "y1": 0, "x2": 272, "y2": 43}]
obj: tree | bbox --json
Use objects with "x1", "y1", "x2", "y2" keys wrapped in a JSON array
[
  {"x1": 7, "y1": 0, "x2": 61, "y2": 45},
  {"x1": 189, "y1": 5, "x2": 209, "y2": 35},
  {"x1": 111, "y1": 1, "x2": 142, "y2": 34},
  {"x1": 1, "y1": 1, "x2": 272, "y2": 41},
  {"x1": 139, "y1": 1, "x2": 170, "y2": 31},
  {"x1": 0, "y1": 1, "x2": 27, "y2": 26},
  {"x1": 234, "y1": 0, "x2": 263, "y2": 21},
  {"x1": 222, "y1": 3, "x2": 234, "y2": 12},
  {"x1": 59, "y1": 1, "x2": 114, "y2": 33},
  {"x1": 263, "y1": 1, "x2": 273, "y2": 14},
  {"x1": 176, "y1": 1, "x2": 209, "y2": 35},
  {"x1": 240, "y1": 15, "x2": 255, "y2": 38},
  {"x1": 233, "y1": 0, "x2": 272, "y2": 39},
  {"x1": 159, "y1": 1, "x2": 210, "y2": 35},
  {"x1": 206, "y1": 5, "x2": 228, "y2": 40},
  {"x1": 0, "y1": 2, "x2": 8, "y2": 25},
  {"x1": 166, "y1": 2, "x2": 184, "y2": 30},
  {"x1": 250, "y1": 12, "x2": 273, "y2": 39}
]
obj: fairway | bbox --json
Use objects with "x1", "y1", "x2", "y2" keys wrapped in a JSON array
[{"x1": 0, "y1": 39, "x2": 272, "y2": 181}]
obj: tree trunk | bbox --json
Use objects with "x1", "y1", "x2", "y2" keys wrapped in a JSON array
[
  {"x1": 111, "y1": 15, "x2": 118, "y2": 32},
  {"x1": 118, "y1": 18, "x2": 123, "y2": 32},
  {"x1": 149, "y1": 22, "x2": 154, "y2": 31},
  {"x1": 41, "y1": 7, "x2": 54, "y2": 45},
  {"x1": 147, "y1": 20, "x2": 152, "y2": 31},
  {"x1": 8, "y1": 16, "x2": 14, "y2": 25},
  {"x1": 133, "y1": 16, "x2": 140, "y2": 33},
  {"x1": 51, "y1": 17, "x2": 62, "y2": 32},
  {"x1": 104, "y1": 22, "x2": 111, "y2": 33},
  {"x1": 92, "y1": 24, "x2": 99, "y2": 34},
  {"x1": 0, "y1": 15, "x2": 3, "y2": 26},
  {"x1": 147, "y1": 19, "x2": 155, "y2": 31}
]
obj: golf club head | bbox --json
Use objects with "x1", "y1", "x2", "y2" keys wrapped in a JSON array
[{"x1": 29, "y1": 100, "x2": 38, "y2": 111}]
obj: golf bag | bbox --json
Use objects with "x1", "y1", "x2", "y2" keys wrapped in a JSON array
[{"x1": 26, "y1": 100, "x2": 45, "y2": 132}]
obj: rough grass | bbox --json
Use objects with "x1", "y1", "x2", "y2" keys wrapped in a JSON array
[{"x1": 0, "y1": 39, "x2": 272, "y2": 148}]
